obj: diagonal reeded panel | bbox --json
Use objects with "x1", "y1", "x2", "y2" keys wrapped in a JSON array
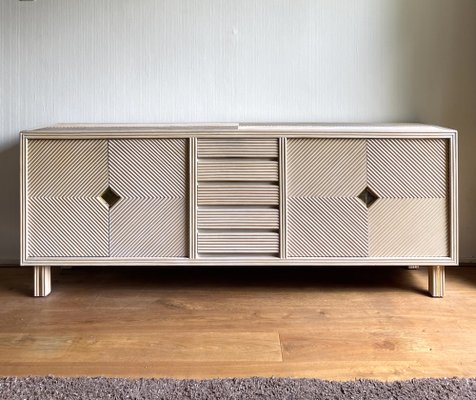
[
  {"x1": 367, "y1": 139, "x2": 448, "y2": 199},
  {"x1": 27, "y1": 139, "x2": 109, "y2": 258},
  {"x1": 369, "y1": 198, "x2": 449, "y2": 257},
  {"x1": 108, "y1": 139, "x2": 188, "y2": 258},
  {"x1": 287, "y1": 139, "x2": 367, "y2": 197},
  {"x1": 28, "y1": 197, "x2": 108, "y2": 257},
  {"x1": 110, "y1": 198, "x2": 188, "y2": 258},
  {"x1": 288, "y1": 197, "x2": 368, "y2": 257},
  {"x1": 28, "y1": 139, "x2": 108, "y2": 198},
  {"x1": 109, "y1": 139, "x2": 188, "y2": 199}
]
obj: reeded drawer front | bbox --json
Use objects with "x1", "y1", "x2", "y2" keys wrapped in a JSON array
[
  {"x1": 196, "y1": 138, "x2": 280, "y2": 258},
  {"x1": 197, "y1": 184, "x2": 279, "y2": 206},
  {"x1": 198, "y1": 160, "x2": 278, "y2": 181},
  {"x1": 198, "y1": 232, "x2": 279, "y2": 254},
  {"x1": 198, "y1": 208, "x2": 279, "y2": 230},
  {"x1": 198, "y1": 139, "x2": 278, "y2": 158}
]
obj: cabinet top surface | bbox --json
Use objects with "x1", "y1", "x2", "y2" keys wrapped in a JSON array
[{"x1": 22, "y1": 123, "x2": 456, "y2": 135}]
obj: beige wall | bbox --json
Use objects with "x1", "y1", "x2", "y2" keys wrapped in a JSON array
[{"x1": 1, "y1": 0, "x2": 475, "y2": 263}]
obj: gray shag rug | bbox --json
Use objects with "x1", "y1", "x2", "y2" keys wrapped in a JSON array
[{"x1": 1, "y1": 377, "x2": 476, "y2": 400}]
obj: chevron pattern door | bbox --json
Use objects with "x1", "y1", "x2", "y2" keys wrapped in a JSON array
[
  {"x1": 108, "y1": 139, "x2": 188, "y2": 258},
  {"x1": 27, "y1": 140, "x2": 109, "y2": 257},
  {"x1": 367, "y1": 139, "x2": 449, "y2": 257},
  {"x1": 287, "y1": 138, "x2": 449, "y2": 258},
  {"x1": 26, "y1": 138, "x2": 188, "y2": 259},
  {"x1": 287, "y1": 139, "x2": 369, "y2": 257}
]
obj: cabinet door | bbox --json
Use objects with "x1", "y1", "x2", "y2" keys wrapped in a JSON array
[
  {"x1": 367, "y1": 139, "x2": 449, "y2": 257},
  {"x1": 108, "y1": 139, "x2": 188, "y2": 258},
  {"x1": 27, "y1": 140, "x2": 109, "y2": 257},
  {"x1": 287, "y1": 138, "x2": 369, "y2": 257},
  {"x1": 286, "y1": 138, "x2": 450, "y2": 259}
]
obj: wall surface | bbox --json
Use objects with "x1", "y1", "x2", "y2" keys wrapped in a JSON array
[{"x1": 1, "y1": 0, "x2": 475, "y2": 263}]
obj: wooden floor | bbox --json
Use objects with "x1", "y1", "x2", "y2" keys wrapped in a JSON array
[{"x1": 0, "y1": 265, "x2": 476, "y2": 381}]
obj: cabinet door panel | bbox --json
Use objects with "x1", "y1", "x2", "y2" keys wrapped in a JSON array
[
  {"x1": 369, "y1": 198, "x2": 448, "y2": 257},
  {"x1": 367, "y1": 139, "x2": 449, "y2": 257},
  {"x1": 110, "y1": 198, "x2": 188, "y2": 258},
  {"x1": 287, "y1": 138, "x2": 367, "y2": 197},
  {"x1": 108, "y1": 139, "x2": 188, "y2": 258},
  {"x1": 287, "y1": 138, "x2": 368, "y2": 258},
  {"x1": 28, "y1": 198, "x2": 108, "y2": 257},
  {"x1": 27, "y1": 139, "x2": 109, "y2": 257},
  {"x1": 367, "y1": 139, "x2": 448, "y2": 198},
  {"x1": 288, "y1": 197, "x2": 368, "y2": 257}
]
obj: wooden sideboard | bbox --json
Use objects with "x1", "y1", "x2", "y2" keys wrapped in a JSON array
[{"x1": 20, "y1": 123, "x2": 458, "y2": 297}]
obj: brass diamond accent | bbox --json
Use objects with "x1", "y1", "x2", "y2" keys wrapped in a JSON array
[
  {"x1": 98, "y1": 187, "x2": 121, "y2": 209},
  {"x1": 358, "y1": 186, "x2": 379, "y2": 208}
]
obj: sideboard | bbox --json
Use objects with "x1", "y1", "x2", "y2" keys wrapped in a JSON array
[{"x1": 20, "y1": 123, "x2": 458, "y2": 297}]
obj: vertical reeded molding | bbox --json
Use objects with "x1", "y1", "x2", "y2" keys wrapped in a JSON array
[
  {"x1": 428, "y1": 266, "x2": 445, "y2": 298},
  {"x1": 34, "y1": 266, "x2": 51, "y2": 297},
  {"x1": 189, "y1": 138, "x2": 198, "y2": 259},
  {"x1": 450, "y1": 132, "x2": 459, "y2": 264},
  {"x1": 279, "y1": 137, "x2": 287, "y2": 259},
  {"x1": 20, "y1": 133, "x2": 27, "y2": 264}
]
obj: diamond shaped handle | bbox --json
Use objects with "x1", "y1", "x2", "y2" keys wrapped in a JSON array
[
  {"x1": 358, "y1": 186, "x2": 379, "y2": 208},
  {"x1": 98, "y1": 186, "x2": 121, "y2": 209}
]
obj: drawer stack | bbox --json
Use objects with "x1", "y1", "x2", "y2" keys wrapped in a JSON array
[{"x1": 197, "y1": 139, "x2": 280, "y2": 257}]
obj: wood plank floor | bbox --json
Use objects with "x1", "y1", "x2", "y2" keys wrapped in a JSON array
[{"x1": 0, "y1": 265, "x2": 475, "y2": 380}]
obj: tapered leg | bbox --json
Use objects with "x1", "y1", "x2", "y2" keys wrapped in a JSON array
[
  {"x1": 428, "y1": 266, "x2": 445, "y2": 298},
  {"x1": 34, "y1": 266, "x2": 51, "y2": 297}
]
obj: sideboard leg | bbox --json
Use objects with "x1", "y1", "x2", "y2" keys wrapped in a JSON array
[
  {"x1": 34, "y1": 266, "x2": 51, "y2": 297},
  {"x1": 428, "y1": 266, "x2": 445, "y2": 298}
]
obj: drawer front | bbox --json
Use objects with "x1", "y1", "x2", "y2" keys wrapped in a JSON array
[
  {"x1": 196, "y1": 138, "x2": 280, "y2": 258},
  {"x1": 198, "y1": 160, "x2": 278, "y2": 181},
  {"x1": 198, "y1": 208, "x2": 279, "y2": 230},
  {"x1": 198, "y1": 232, "x2": 279, "y2": 254},
  {"x1": 198, "y1": 184, "x2": 279, "y2": 206},
  {"x1": 198, "y1": 139, "x2": 278, "y2": 158}
]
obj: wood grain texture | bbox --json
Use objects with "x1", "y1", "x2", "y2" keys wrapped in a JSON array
[{"x1": 1, "y1": 266, "x2": 476, "y2": 380}]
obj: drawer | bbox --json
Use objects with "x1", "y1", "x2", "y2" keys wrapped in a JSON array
[
  {"x1": 198, "y1": 160, "x2": 278, "y2": 181},
  {"x1": 198, "y1": 208, "x2": 279, "y2": 229},
  {"x1": 198, "y1": 184, "x2": 279, "y2": 205},
  {"x1": 198, "y1": 232, "x2": 279, "y2": 253},
  {"x1": 198, "y1": 139, "x2": 278, "y2": 158}
]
